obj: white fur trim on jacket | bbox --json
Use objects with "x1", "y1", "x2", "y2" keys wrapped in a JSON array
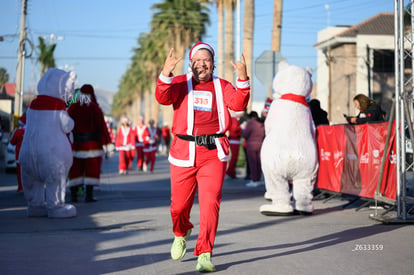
[
  {"x1": 159, "y1": 72, "x2": 173, "y2": 84},
  {"x1": 168, "y1": 72, "x2": 230, "y2": 167},
  {"x1": 236, "y1": 78, "x2": 250, "y2": 89},
  {"x1": 73, "y1": 149, "x2": 104, "y2": 158}
]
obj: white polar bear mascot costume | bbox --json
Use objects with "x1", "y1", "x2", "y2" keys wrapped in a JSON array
[
  {"x1": 260, "y1": 61, "x2": 318, "y2": 216},
  {"x1": 19, "y1": 68, "x2": 77, "y2": 218}
]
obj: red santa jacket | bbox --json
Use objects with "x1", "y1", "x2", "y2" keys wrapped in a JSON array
[
  {"x1": 115, "y1": 125, "x2": 135, "y2": 151},
  {"x1": 155, "y1": 72, "x2": 250, "y2": 167},
  {"x1": 134, "y1": 125, "x2": 147, "y2": 148},
  {"x1": 161, "y1": 125, "x2": 171, "y2": 141},
  {"x1": 67, "y1": 101, "x2": 111, "y2": 158},
  {"x1": 10, "y1": 127, "x2": 25, "y2": 161},
  {"x1": 228, "y1": 117, "x2": 242, "y2": 145},
  {"x1": 143, "y1": 126, "x2": 159, "y2": 153}
]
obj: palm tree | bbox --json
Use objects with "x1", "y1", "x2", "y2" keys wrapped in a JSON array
[
  {"x1": 223, "y1": 0, "x2": 235, "y2": 83},
  {"x1": 0, "y1": 67, "x2": 9, "y2": 94},
  {"x1": 112, "y1": 72, "x2": 136, "y2": 119},
  {"x1": 243, "y1": 0, "x2": 254, "y2": 112},
  {"x1": 151, "y1": 0, "x2": 209, "y2": 74},
  {"x1": 112, "y1": 0, "x2": 210, "y2": 125},
  {"x1": 37, "y1": 36, "x2": 56, "y2": 76},
  {"x1": 216, "y1": 1, "x2": 225, "y2": 77},
  {"x1": 151, "y1": 0, "x2": 210, "y2": 126},
  {"x1": 269, "y1": 0, "x2": 283, "y2": 98},
  {"x1": 137, "y1": 31, "x2": 168, "y2": 124}
]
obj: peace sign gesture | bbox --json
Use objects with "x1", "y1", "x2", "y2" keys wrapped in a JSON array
[
  {"x1": 231, "y1": 53, "x2": 248, "y2": 81},
  {"x1": 162, "y1": 48, "x2": 183, "y2": 77}
]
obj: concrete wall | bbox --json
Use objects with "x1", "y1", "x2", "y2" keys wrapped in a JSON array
[{"x1": 315, "y1": 31, "x2": 395, "y2": 124}]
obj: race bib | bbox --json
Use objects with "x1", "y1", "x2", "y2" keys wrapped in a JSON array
[{"x1": 194, "y1": 91, "x2": 212, "y2": 112}]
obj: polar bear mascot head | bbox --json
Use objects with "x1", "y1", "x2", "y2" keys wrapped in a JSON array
[
  {"x1": 37, "y1": 68, "x2": 77, "y2": 102},
  {"x1": 260, "y1": 61, "x2": 319, "y2": 216},
  {"x1": 19, "y1": 68, "x2": 77, "y2": 218},
  {"x1": 273, "y1": 60, "x2": 313, "y2": 99}
]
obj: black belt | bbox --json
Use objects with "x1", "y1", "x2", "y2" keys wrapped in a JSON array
[
  {"x1": 176, "y1": 133, "x2": 225, "y2": 150},
  {"x1": 74, "y1": 132, "x2": 100, "y2": 142}
]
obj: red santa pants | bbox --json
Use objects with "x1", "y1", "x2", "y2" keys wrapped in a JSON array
[
  {"x1": 16, "y1": 163, "x2": 23, "y2": 191},
  {"x1": 144, "y1": 150, "x2": 156, "y2": 172},
  {"x1": 136, "y1": 146, "x2": 144, "y2": 168},
  {"x1": 246, "y1": 143, "x2": 263, "y2": 182},
  {"x1": 170, "y1": 145, "x2": 226, "y2": 256},
  {"x1": 69, "y1": 157, "x2": 101, "y2": 184},
  {"x1": 226, "y1": 142, "x2": 240, "y2": 178},
  {"x1": 118, "y1": 150, "x2": 131, "y2": 171},
  {"x1": 128, "y1": 149, "x2": 135, "y2": 168}
]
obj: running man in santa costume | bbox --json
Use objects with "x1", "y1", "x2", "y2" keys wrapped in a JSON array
[
  {"x1": 155, "y1": 42, "x2": 250, "y2": 273},
  {"x1": 10, "y1": 114, "x2": 26, "y2": 192},
  {"x1": 133, "y1": 115, "x2": 147, "y2": 171},
  {"x1": 115, "y1": 116, "x2": 135, "y2": 175},
  {"x1": 226, "y1": 112, "x2": 243, "y2": 179},
  {"x1": 127, "y1": 119, "x2": 135, "y2": 167},
  {"x1": 142, "y1": 118, "x2": 159, "y2": 172},
  {"x1": 67, "y1": 84, "x2": 111, "y2": 203},
  {"x1": 161, "y1": 122, "x2": 171, "y2": 155}
]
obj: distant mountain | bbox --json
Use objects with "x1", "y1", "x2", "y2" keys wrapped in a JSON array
[{"x1": 94, "y1": 88, "x2": 115, "y2": 115}]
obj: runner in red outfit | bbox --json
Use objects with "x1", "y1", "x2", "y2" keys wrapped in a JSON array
[
  {"x1": 155, "y1": 42, "x2": 250, "y2": 272},
  {"x1": 133, "y1": 116, "x2": 147, "y2": 171},
  {"x1": 226, "y1": 113, "x2": 242, "y2": 179},
  {"x1": 142, "y1": 119, "x2": 159, "y2": 172}
]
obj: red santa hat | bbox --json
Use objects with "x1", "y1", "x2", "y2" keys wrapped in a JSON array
[
  {"x1": 80, "y1": 84, "x2": 98, "y2": 104},
  {"x1": 262, "y1": 97, "x2": 273, "y2": 112},
  {"x1": 189, "y1": 42, "x2": 215, "y2": 61},
  {"x1": 121, "y1": 116, "x2": 128, "y2": 124},
  {"x1": 18, "y1": 113, "x2": 26, "y2": 126}
]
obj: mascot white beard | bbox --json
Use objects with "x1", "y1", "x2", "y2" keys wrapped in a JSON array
[
  {"x1": 19, "y1": 68, "x2": 77, "y2": 218},
  {"x1": 260, "y1": 61, "x2": 319, "y2": 216}
]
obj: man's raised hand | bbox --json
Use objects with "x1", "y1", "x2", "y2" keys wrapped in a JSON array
[
  {"x1": 231, "y1": 53, "x2": 248, "y2": 81},
  {"x1": 162, "y1": 48, "x2": 183, "y2": 77}
]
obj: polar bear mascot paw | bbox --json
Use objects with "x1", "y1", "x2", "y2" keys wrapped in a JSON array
[
  {"x1": 19, "y1": 68, "x2": 77, "y2": 218},
  {"x1": 48, "y1": 204, "x2": 77, "y2": 219},
  {"x1": 260, "y1": 61, "x2": 319, "y2": 216}
]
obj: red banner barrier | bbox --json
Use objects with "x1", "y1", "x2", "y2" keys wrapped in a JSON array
[{"x1": 316, "y1": 122, "x2": 396, "y2": 200}]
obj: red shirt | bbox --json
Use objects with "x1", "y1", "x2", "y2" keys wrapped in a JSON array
[{"x1": 10, "y1": 127, "x2": 25, "y2": 160}]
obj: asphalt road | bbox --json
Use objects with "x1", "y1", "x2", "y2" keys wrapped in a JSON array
[{"x1": 0, "y1": 152, "x2": 413, "y2": 275}]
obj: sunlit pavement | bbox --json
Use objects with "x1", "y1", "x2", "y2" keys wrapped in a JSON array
[{"x1": 0, "y1": 152, "x2": 413, "y2": 275}]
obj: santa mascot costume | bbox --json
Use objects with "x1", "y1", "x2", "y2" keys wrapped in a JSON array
[
  {"x1": 67, "y1": 84, "x2": 112, "y2": 203},
  {"x1": 19, "y1": 68, "x2": 77, "y2": 218},
  {"x1": 260, "y1": 61, "x2": 318, "y2": 216}
]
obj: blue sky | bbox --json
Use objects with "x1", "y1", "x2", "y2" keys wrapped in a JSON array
[{"x1": 0, "y1": 0, "x2": 398, "y2": 103}]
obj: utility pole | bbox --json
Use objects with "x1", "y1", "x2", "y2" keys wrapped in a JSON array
[
  {"x1": 271, "y1": 0, "x2": 283, "y2": 52},
  {"x1": 327, "y1": 47, "x2": 332, "y2": 121},
  {"x1": 14, "y1": 0, "x2": 28, "y2": 122},
  {"x1": 268, "y1": 0, "x2": 283, "y2": 98},
  {"x1": 236, "y1": 0, "x2": 241, "y2": 61},
  {"x1": 366, "y1": 45, "x2": 372, "y2": 98}
]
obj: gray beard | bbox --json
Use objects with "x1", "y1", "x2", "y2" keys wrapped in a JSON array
[
  {"x1": 191, "y1": 63, "x2": 201, "y2": 82},
  {"x1": 191, "y1": 63, "x2": 212, "y2": 82}
]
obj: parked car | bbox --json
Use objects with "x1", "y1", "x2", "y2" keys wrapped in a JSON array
[{"x1": 2, "y1": 136, "x2": 16, "y2": 173}]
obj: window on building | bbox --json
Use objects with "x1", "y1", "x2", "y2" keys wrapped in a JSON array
[
  {"x1": 373, "y1": 50, "x2": 394, "y2": 73},
  {"x1": 373, "y1": 49, "x2": 412, "y2": 73}
]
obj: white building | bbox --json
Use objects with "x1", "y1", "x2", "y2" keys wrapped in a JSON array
[{"x1": 314, "y1": 13, "x2": 395, "y2": 124}]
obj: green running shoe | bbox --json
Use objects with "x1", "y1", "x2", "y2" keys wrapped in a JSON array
[
  {"x1": 196, "y1": 252, "x2": 216, "y2": 272},
  {"x1": 170, "y1": 229, "x2": 192, "y2": 260}
]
